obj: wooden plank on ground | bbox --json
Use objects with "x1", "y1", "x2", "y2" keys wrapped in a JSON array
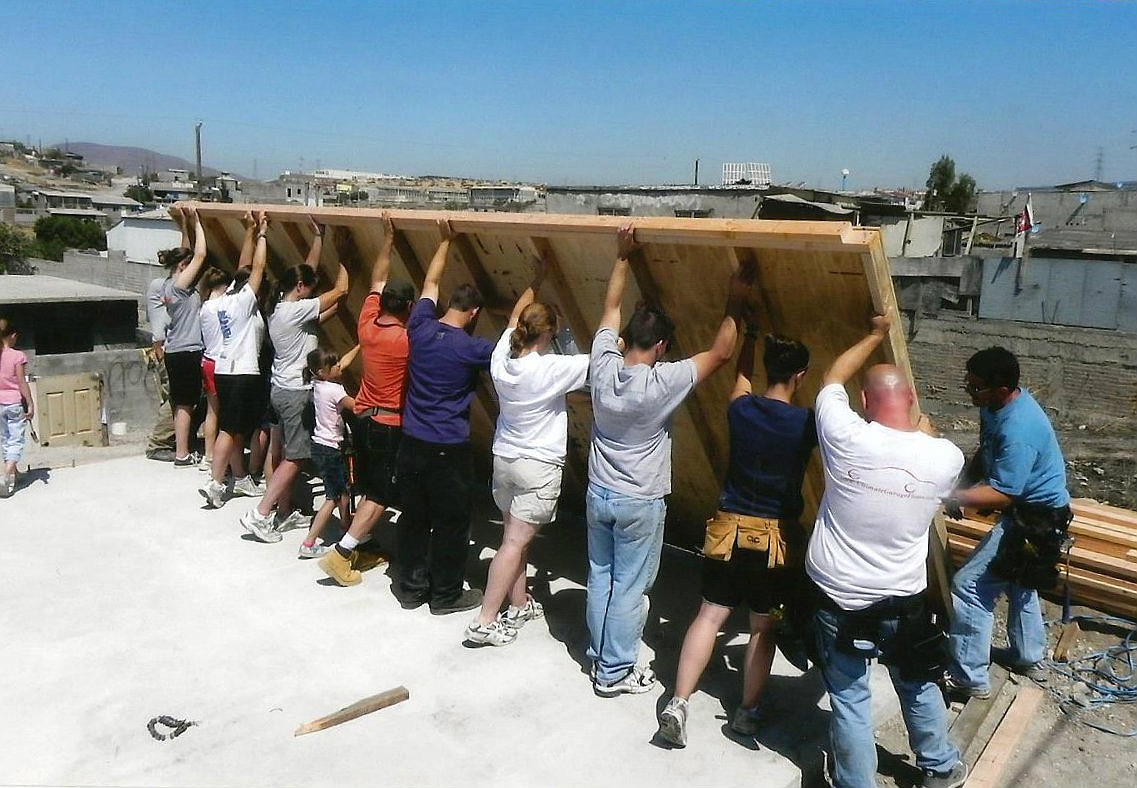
[
  {"x1": 963, "y1": 684, "x2": 1045, "y2": 788},
  {"x1": 294, "y1": 686, "x2": 410, "y2": 736}
]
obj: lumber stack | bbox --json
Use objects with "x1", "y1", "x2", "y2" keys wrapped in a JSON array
[
  {"x1": 945, "y1": 498, "x2": 1137, "y2": 619},
  {"x1": 179, "y1": 203, "x2": 913, "y2": 548}
]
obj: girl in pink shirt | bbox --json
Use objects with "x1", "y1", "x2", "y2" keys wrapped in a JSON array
[{"x1": 0, "y1": 318, "x2": 34, "y2": 497}]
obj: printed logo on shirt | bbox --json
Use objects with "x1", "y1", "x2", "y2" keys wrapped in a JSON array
[{"x1": 846, "y1": 467, "x2": 939, "y2": 500}]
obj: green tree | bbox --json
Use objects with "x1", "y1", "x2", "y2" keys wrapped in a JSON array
[
  {"x1": 124, "y1": 184, "x2": 153, "y2": 204},
  {"x1": 0, "y1": 223, "x2": 34, "y2": 274},
  {"x1": 923, "y1": 156, "x2": 978, "y2": 213},
  {"x1": 33, "y1": 215, "x2": 107, "y2": 261}
]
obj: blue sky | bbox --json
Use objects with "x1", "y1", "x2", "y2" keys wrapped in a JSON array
[{"x1": 2, "y1": 1, "x2": 1135, "y2": 190}]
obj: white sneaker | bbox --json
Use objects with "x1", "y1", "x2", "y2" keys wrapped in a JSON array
[
  {"x1": 241, "y1": 508, "x2": 282, "y2": 543},
  {"x1": 274, "y1": 509, "x2": 309, "y2": 533},
  {"x1": 659, "y1": 697, "x2": 689, "y2": 747},
  {"x1": 501, "y1": 596, "x2": 544, "y2": 629},
  {"x1": 230, "y1": 475, "x2": 264, "y2": 498},
  {"x1": 594, "y1": 665, "x2": 657, "y2": 698},
  {"x1": 198, "y1": 479, "x2": 226, "y2": 509},
  {"x1": 0, "y1": 473, "x2": 10, "y2": 498},
  {"x1": 464, "y1": 618, "x2": 518, "y2": 646},
  {"x1": 198, "y1": 455, "x2": 212, "y2": 472}
]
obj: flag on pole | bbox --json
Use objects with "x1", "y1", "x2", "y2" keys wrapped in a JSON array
[
  {"x1": 1017, "y1": 193, "x2": 1035, "y2": 236},
  {"x1": 1014, "y1": 193, "x2": 1035, "y2": 257}
]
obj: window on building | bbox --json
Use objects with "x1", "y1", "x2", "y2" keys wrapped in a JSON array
[
  {"x1": 598, "y1": 206, "x2": 630, "y2": 216},
  {"x1": 674, "y1": 209, "x2": 712, "y2": 218}
]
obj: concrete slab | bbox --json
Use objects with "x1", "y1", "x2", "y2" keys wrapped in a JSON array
[{"x1": 0, "y1": 455, "x2": 900, "y2": 787}]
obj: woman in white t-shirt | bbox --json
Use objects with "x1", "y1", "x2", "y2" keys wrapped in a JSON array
[
  {"x1": 199, "y1": 211, "x2": 270, "y2": 508},
  {"x1": 198, "y1": 266, "x2": 232, "y2": 472},
  {"x1": 464, "y1": 260, "x2": 589, "y2": 647},
  {"x1": 240, "y1": 218, "x2": 348, "y2": 542}
]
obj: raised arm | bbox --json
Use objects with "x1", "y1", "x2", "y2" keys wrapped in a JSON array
[
  {"x1": 598, "y1": 224, "x2": 636, "y2": 332},
  {"x1": 690, "y1": 260, "x2": 753, "y2": 383},
  {"x1": 173, "y1": 206, "x2": 208, "y2": 290},
  {"x1": 335, "y1": 343, "x2": 361, "y2": 374},
  {"x1": 508, "y1": 255, "x2": 547, "y2": 328},
  {"x1": 822, "y1": 315, "x2": 890, "y2": 387},
  {"x1": 247, "y1": 211, "x2": 268, "y2": 295},
  {"x1": 171, "y1": 204, "x2": 191, "y2": 248},
  {"x1": 237, "y1": 210, "x2": 256, "y2": 271},
  {"x1": 421, "y1": 219, "x2": 455, "y2": 304},
  {"x1": 317, "y1": 256, "x2": 349, "y2": 315},
  {"x1": 305, "y1": 216, "x2": 324, "y2": 269},
  {"x1": 370, "y1": 212, "x2": 395, "y2": 293},
  {"x1": 730, "y1": 303, "x2": 760, "y2": 401}
]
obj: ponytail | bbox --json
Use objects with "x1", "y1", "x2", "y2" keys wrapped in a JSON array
[{"x1": 510, "y1": 302, "x2": 558, "y2": 358}]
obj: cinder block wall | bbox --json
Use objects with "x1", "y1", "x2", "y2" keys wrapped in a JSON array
[
  {"x1": 907, "y1": 313, "x2": 1137, "y2": 431},
  {"x1": 27, "y1": 347, "x2": 159, "y2": 440}
]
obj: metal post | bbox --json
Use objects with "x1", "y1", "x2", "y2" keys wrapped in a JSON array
[{"x1": 194, "y1": 122, "x2": 203, "y2": 200}]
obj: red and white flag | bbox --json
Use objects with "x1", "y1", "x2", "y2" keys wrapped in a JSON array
[{"x1": 1017, "y1": 193, "x2": 1035, "y2": 236}]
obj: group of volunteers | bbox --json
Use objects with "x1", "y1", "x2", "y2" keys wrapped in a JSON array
[{"x1": 146, "y1": 210, "x2": 1069, "y2": 788}]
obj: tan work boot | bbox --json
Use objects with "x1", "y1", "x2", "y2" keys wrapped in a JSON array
[
  {"x1": 318, "y1": 548, "x2": 362, "y2": 586},
  {"x1": 353, "y1": 551, "x2": 390, "y2": 573}
]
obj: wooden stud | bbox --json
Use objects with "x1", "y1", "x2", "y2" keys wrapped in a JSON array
[
  {"x1": 294, "y1": 686, "x2": 409, "y2": 736},
  {"x1": 964, "y1": 685, "x2": 1045, "y2": 788}
]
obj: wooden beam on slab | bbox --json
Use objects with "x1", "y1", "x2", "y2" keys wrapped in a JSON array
[
  {"x1": 294, "y1": 686, "x2": 409, "y2": 736},
  {"x1": 964, "y1": 684, "x2": 1045, "y2": 788}
]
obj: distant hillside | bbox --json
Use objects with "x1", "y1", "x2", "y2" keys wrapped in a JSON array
[{"x1": 50, "y1": 141, "x2": 232, "y2": 178}]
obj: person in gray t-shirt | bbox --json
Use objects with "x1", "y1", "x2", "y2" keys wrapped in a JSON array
[
  {"x1": 159, "y1": 205, "x2": 208, "y2": 465},
  {"x1": 586, "y1": 224, "x2": 753, "y2": 697}
]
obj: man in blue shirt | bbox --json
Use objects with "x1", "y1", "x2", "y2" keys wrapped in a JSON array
[
  {"x1": 395, "y1": 220, "x2": 494, "y2": 615},
  {"x1": 946, "y1": 346, "x2": 1070, "y2": 699}
]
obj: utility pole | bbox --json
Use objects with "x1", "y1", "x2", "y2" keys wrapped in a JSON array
[
  {"x1": 693, "y1": 158, "x2": 699, "y2": 186},
  {"x1": 194, "y1": 121, "x2": 203, "y2": 200},
  {"x1": 1094, "y1": 147, "x2": 1104, "y2": 182}
]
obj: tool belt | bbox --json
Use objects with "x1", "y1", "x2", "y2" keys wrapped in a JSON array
[
  {"x1": 813, "y1": 583, "x2": 947, "y2": 682},
  {"x1": 990, "y1": 502, "x2": 1073, "y2": 590},
  {"x1": 702, "y1": 510, "x2": 799, "y2": 568},
  {"x1": 357, "y1": 405, "x2": 401, "y2": 420}
]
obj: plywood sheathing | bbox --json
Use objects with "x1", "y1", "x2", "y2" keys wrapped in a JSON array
[{"x1": 179, "y1": 204, "x2": 915, "y2": 549}]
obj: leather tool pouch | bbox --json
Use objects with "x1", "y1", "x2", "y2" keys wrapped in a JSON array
[
  {"x1": 990, "y1": 503, "x2": 1073, "y2": 590},
  {"x1": 702, "y1": 512, "x2": 738, "y2": 561}
]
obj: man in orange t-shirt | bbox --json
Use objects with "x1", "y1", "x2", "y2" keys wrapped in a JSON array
[{"x1": 319, "y1": 216, "x2": 414, "y2": 586}]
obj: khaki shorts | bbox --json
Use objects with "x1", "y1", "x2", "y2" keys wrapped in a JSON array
[{"x1": 492, "y1": 456, "x2": 563, "y2": 525}]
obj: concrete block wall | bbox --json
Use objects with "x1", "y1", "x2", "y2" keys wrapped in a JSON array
[
  {"x1": 906, "y1": 313, "x2": 1137, "y2": 430},
  {"x1": 28, "y1": 347, "x2": 160, "y2": 440},
  {"x1": 54, "y1": 249, "x2": 159, "y2": 297}
]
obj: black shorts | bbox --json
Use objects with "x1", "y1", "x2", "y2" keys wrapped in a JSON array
[
  {"x1": 701, "y1": 548, "x2": 803, "y2": 614},
  {"x1": 216, "y1": 374, "x2": 266, "y2": 437},
  {"x1": 165, "y1": 350, "x2": 203, "y2": 407},
  {"x1": 311, "y1": 442, "x2": 348, "y2": 499},
  {"x1": 352, "y1": 418, "x2": 402, "y2": 505}
]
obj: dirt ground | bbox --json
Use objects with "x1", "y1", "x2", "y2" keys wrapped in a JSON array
[{"x1": 870, "y1": 597, "x2": 1137, "y2": 788}]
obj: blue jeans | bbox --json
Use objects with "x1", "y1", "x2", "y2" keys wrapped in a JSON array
[
  {"x1": 948, "y1": 518, "x2": 1045, "y2": 691},
  {"x1": 2, "y1": 402, "x2": 27, "y2": 464},
  {"x1": 815, "y1": 606, "x2": 958, "y2": 788},
  {"x1": 585, "y1": 483, "x2": 666, "y2": 685}
]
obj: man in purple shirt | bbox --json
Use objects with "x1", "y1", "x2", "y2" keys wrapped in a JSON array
[{"x1": 395, "y1": 220, "x2": 494, "y2": 615}]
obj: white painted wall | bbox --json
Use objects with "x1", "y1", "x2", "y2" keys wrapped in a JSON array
[{"x1": 106, "y1": 217, "x2": 181, "y2": 265}]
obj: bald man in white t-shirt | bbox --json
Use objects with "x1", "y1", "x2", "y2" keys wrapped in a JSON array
[{"x1": 806, "y1": 316, "x2": 967, "y2": 788}]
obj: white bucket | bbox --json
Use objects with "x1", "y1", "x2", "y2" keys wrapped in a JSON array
[{"x1": 110, "y1": 422, "x2": 128, "y2": 436}]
